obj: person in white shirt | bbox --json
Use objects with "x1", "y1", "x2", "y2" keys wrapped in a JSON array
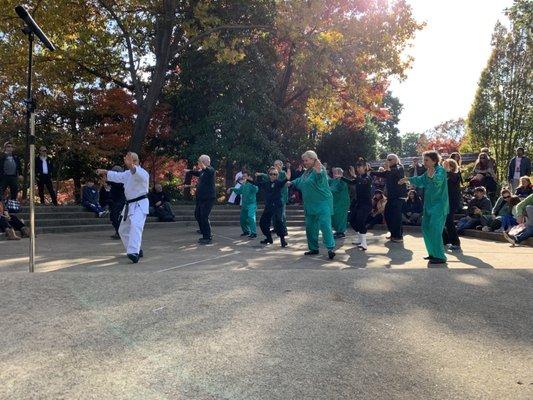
[
  {"x1": 508, "y1": 147, "x2": 531, "y2": 192},
  {"x1": 35, "y1": 146, "x2": 58, "y2": 205},
  {"x1": 97, "y1": 152, "x2": 149, "y2": 263}
]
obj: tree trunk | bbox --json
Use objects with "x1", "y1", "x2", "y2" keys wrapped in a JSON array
[{"x1": 73, "y1": 176, "x2": 82, "y2": 204}]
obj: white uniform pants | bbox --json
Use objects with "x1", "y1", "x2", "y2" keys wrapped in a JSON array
[{"x1": 119, "y1": 203, "x2": 147, "y2": 255}]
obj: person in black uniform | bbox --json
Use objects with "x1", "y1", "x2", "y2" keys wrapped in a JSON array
[
  {"x1": 108, "y1": 166, "x2": 126, "y2": 239},
  {"x1": 370, "y1": 154, "x2": 408, "y2": 242},
  {"x1": 343, "y1": 160, "x2": 373, "y2": 250},
  {"x1": 186, "y1": 155, "x2": 216, "y2": 244},
  {"x1": 251, "y1": 167, "x2": 290, "y2": 247},
  {"x1": 35, "y1": 146, "x2": 58, "y2": 206},
  {"x1": 442, "y1": 158, "x2": 462, "y2": 251}
]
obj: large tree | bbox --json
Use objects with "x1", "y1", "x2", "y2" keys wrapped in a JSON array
[
  {"x1": 465, "y1": 0, "x2": 532, "y2": 180},
  {"x1": 375, "y1": 91, "x2": 403, "y2": 155}
]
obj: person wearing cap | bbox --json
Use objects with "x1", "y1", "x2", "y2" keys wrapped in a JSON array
[{"x1": 97, "y1": 152, "x2": 149, "y2": 263}]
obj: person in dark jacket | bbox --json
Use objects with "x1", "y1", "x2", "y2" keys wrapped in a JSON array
[
  {"x1": 82, "y1": 180, "x2": 107, "y2": 217},
  {"x1": 507, "y1": 147, "x2": 531, "y2": 192},
  {"x1": 35, "y1": 146, "x2": 58, "y2": 205},
  {"x1": 186, "y1": 155, "x2": 216, "y2": 244},
  {"x1": 149, "y1": 183, "x2": 175, "y2": 222},
  {"x1": 402, "y1": 190, "x2": 423, "y2": 225},
  {"x1": 515, "y1": 176, "x2": 532, "y2": 199},
  {"x1": 99, "y1": 183, "x2": 113, "y2": 210},
  {"x1": 0, "y1": 141, "x2": 22, "y2": 200},
  {"x1": 251, "y1": 167, "x2": 290, "y2": 247},
  {"x1": 408, "y1": 158, "x2": 426, "y2": 178},
  {"x1": 456, "y1": 186, "x2": 492, "y2": 234},
  {"x1": 370, "y1": 154, "x2": 408, "y2": 242},
  {"x1": 343, "y1": 160, "x2": 373, "y2": 250},
  {"x1": 105, "y1": 166, "x2": 125, "y2": 239},
  {"x1": 442, "y1": 158, "x2": 462, "y2": 250}
]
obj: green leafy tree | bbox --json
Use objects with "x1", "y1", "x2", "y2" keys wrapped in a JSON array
[{"x1": 375, "y1": 92, "x2": 403, "y2": 155}]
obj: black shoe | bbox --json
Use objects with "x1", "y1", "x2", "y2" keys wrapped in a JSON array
[
  {"x1": 429, "y1": 258, "x2": 447, "y2": 264},
  {"x1": 304, "y1": 250, "x2": 319, "y2": 256},
  {"x1": 240, "y1": 232, "x2": 250, "y2": 237},
  {"x1": 110, "y1": 233, "x2": 120, "y2": 240},
  {"x1": 280, "y1": 237, "x2": 288, "y2": 248},
  {"x1": 139, "y1": 249, "x2": 143, "y2": 258},
  {"x1": 198, "y1": 237, "x2": 212, "y2": 245},
  {"x1": 423, "y1": 256, "x2": 435, "y2": 260},
  {"x1": 197, "y1": 230, "x2": 202, "y2": 234},
  {"x1": 248, "y1": 233, "x2": 257, "y2": 239},
  {"x1": 328, "y1": 250, "x2": 336, "y2": 260},
  {"x1": 127, "y1": 253, "x2": 139, "y2": 264},
  {"x1": 260, "y1": 238, "x2": 273, "y2": 245}
]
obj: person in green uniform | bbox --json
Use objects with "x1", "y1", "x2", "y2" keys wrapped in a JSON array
[
  {"x1": 400, "y1": 150, "x2": 449, "y2": 264},
  {"x1": 288, "y1": 150, "x2": 336, "y2": 259},
  {"x1": 227, "y1": 172, "x2": 259, "y2": 238},
  {"x1": 329, "y1": 167, "x2": 350, "y2": 238}
]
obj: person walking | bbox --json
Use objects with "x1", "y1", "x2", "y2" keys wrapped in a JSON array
[
  {"x1": 371, "y1": 154, "x2": 408, "y2": 242},
  {"x1": 400, "y1": 151, "x2": 449, "y2": 264},
  {"x1": 329, "y1": 167, "x2": 350, "y2": 238},
  {"x1": 288, "y1": 150, "x2": 336, "y2": 259},
  {"x1": 97, "y1": 152, "x2": 149, "y2": 263}
]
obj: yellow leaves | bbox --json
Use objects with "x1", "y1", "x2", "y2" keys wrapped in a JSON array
[
  {"x1": 216, "y1": 47, "x2": 246, "y2": 64},
  {"x1": 306, "y1": 94, "x2": 344, "y2": 134},
  {"x1": 317, "y1": 30, "x2": 344, "y2": 47}
]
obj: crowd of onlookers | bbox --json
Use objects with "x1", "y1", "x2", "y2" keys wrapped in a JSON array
[{"x1": 1, "y1": 138, "x2": 532, "y2": 246}]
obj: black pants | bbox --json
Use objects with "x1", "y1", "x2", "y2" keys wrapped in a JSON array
[
  {"x1": 259, "y1": 206, "x2": 286, "y2": 239},
  {"x1": 195, "y1": 198, "x2": 214, "y2": 239},
  {"x1": 443, "y1": 212, "x2": 461, "y2": 246},
  {"x1": 366, "y1": 213, "x2": 384, "y2": 229},
  {"x1": 0, "y1": 175, "x2": 18, "y2": 200},
  {"x1": 350, "y1": 202, "x2": 372, "y2": 234},
  {"x1": 384, "y1": 198, "x2": 405, "y2": 239},
  {"x1": 110, "y1": 202, "x2": 124, "y2": 234},
  {"x1": 37, "y1": 174, "x2": 57, "y2": 205},
  {"x1": 0, "y1": 215, "x2": 24, "y2": 232}
]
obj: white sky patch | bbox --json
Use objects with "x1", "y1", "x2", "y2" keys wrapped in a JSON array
[{"x1": 390, "y1": 0, "x2": 514, "y2": 135}]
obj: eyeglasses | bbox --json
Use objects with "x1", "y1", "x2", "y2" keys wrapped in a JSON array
[
  {"x1": 503, "y1": 195, "x2": 511, "y2": 199},
  {"x1": 269, "y1": 173, "x2": 278, "y2": 176}
]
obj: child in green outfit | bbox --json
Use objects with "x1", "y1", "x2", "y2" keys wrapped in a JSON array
[{"x1": 227, "y1": 172, "x2": 259, "y2": 238}]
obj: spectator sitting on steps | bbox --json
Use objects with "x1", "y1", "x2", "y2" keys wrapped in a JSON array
[
  {"x1": 480, "y1": 188, "x2": 519, "y2": 232},
  {"x1": 504, "y1": 193, "x2": 533, "y2": 247},
  {"x1": 515, "y1": 176, "x2": 532, "y2": 199},
  {"x1": 0, "y1": 200, "x2": 29, "y2": 240},
  {"x1": 149, "y1": 184, "x2": 175, "y2": 222},
  {"x1": 456, "y1": 186, "x2": 492, "y2": 234},
  {"x1": 82, "y1": 179, "x2": 108, "y2": 218}
]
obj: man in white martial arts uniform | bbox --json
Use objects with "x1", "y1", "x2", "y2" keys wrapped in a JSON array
[{"x1": 97, "y1": 152, "x2": 149, "y2": 263}]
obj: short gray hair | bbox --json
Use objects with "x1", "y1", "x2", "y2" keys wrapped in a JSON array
[
  {"x1": 128, "y1": 152, "x2": 140, "y2": 165},
  {"x1": 274, "y1": 160, "x2": 283, "y2": 167},
  {"x1": 333, "y1": 167, "x2": 343, "y2": 175},
  {"x1": 301, "y1": 150, "x2": 318, "y2": 160},
  {"x1": 199, "y1": 154, "x2": 211, "y2": 166},
  {"x1": 387, "y1": 154, "x2": 400, "y2": 165}
]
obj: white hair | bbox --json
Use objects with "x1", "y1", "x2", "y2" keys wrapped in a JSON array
[
  {"x1": 199, "y1": 154, "x2": 211, "y2": 166},
  {"x1": 128, "y1": 152, "x2": 140, "y2": 165},
  {"x1": 274, "y1": 160, "x2": 283, "y2": 167},
  {"x1": 301, "y1": 150, "x2": 318, "y2": 160},
  {"x1": 333, "y1": 167, "x2": 343, "y2": 175},
  {"x1": 387, "y1": 154, "x2": 400, "y2": 165}
]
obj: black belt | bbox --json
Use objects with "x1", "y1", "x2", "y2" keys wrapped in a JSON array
[{"x1": 123, "y1": 194, "x2": 147, "y2": 221}]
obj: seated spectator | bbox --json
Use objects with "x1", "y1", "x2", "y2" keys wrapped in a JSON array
[
  {"x1": 469, "y1": 152, "x2": 497, "y2": 196},
  {"x1": 149, "y1": 183, "x2": 175, "y2": 222},
  {"x1": 481, "y1": 188, "x2": 519, "y2": 232},
  {"x1": 515, "y1": 176, "x2": 532, "y2": 199},
  {"x1": 456, "y1": 187, "x2": 492, "y2": 234},
  {"x1": 82, "y1": 180, "x2": 107, "y2": 218},
  {"x1": 366, "y1": 190, "x2": 387, "y2": 229},
  {"x1": 0, "y1": 201, "x2": 29, "y2": 240},
  {"x1": 371, "y1": 167, "x2": 387, "y2": 194},
  {"x1": 99, "y1": 183, "x2": 113, "y2": 210},
  {"x1": 402, "y1": 189, "x2": 423, "y2": 225},
  {"x1": 504, "y1": 194, "x2": 533, "y2": 246}
]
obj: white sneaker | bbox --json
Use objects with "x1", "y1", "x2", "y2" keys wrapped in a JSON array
[
  {"x1": 358, "y1": 234, "x2": 368, "y2": 251},
  {"x1": 352, "y1": 232, "x2": 361, "y2": 245},
  {"x1": 493, "y1": 228, "x2": 504, "y2": 233},
  {"x1": 481, "y1": 226, "x2": 491, "y2": 232}
]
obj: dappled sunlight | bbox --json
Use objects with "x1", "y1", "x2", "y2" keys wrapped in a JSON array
[
  {"x1": 37, "y1": 256, "x2": 119, "y2": 273},
  {"x1": 354, "y1": 274, "x2": 410, "y2": 293}
]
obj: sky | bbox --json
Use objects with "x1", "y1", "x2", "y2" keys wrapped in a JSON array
[{"x1": 389, "y1": 0, "x2": 514, "y2": 135}]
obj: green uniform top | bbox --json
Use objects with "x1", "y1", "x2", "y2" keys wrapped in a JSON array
[
  {"x1": 258, "y1": 170, "x2": 288, "y2": 205},
  {"x1": 230, "y1": 182, "x2": 258, "y2": 207},
  {"x1": 514, "y1": 193, "x2": 533, "y2": 217},
  {"x1": 408, "y1": 164, "x2": 449, "y2": 216},
  {"x1": 292, "y1": 167, "x2": 333, "y2": 216},
  {"x1": 328, "y1": 178, "x2": 350, "y2": 210}
]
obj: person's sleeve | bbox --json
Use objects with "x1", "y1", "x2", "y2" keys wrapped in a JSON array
[
  {"x1": 408, "y1": 174, "x2": 426, "y2": 188},
  {"x1": 491, "y1": 197, "x2": 502, "y2": 215},
  {"x1": 275, "y1": 179, "x2": 288, "y2": 189},
  {"x1": 340, "y1": 177, "x2": 354, "y2": 185},
  {"x1": 481, "y1": 198, "x2": 492, "y2": 214},
  {"x1": 132, "y1": 167, "x2": 149, "y2": 188},
  {"x1": 514, "y1": 194, "x2": 533, "y2": 217},
  {"x1": 107, "y1": 170, "x2": 129, "y2": 184},
  {"x1": 314, "y1": 168, "x2": 328, "y2": 185},
  {"x1": 231, "y1": 186, "x2": 243, "y2": 195},
  {"x1": 256, "y1": 173, "x2": 268, "y2": 182},
  {"x1": 291, "y1": 177, "x2": 301, "y2": 189},
  {"x1": 507, "y1": 158, "x2": 514, "y2": 181},
  {"x1": 251, "y1": 184, "x2": 259, "y2": 194},
  {"x1": 189, "y1": 170, "x2": 201, "y2": 177},
  {"x1": 526, "y1": 158, "x2": 532, "y2": 176},
  {"x1": 430, "y1": 167, "x2": 447, "y2": 188}
]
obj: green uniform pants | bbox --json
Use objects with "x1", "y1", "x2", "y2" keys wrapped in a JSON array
[
  {"x1": 422, "y1": 212, "x2": 447, "y2": 260},
  {"x1": 305, "y1": 213, "x2": 336, "y2": 251},
  {"x1": 240, "y1": 205, "x2": 257, "y2": 235},
  {"x1": 331, "y1": 206, "x2": 349, "y2": 234}
]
